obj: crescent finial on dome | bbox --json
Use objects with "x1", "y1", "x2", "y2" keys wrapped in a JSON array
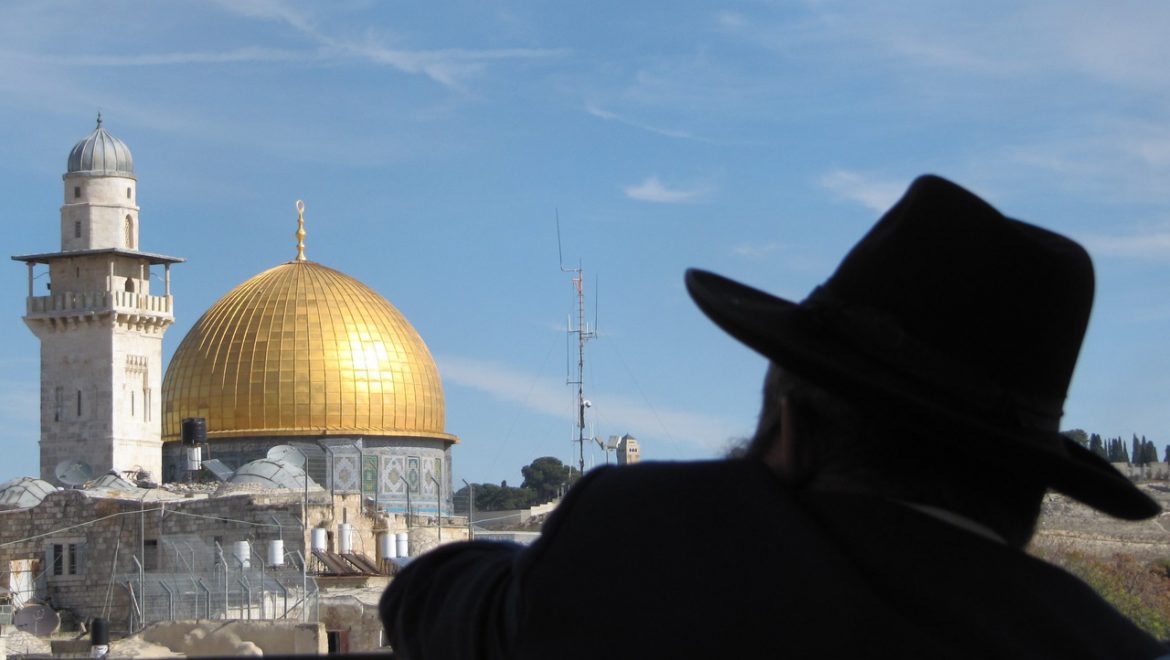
[{"x1": 295, "y1": 199, "x2": 307, "y2": 261}]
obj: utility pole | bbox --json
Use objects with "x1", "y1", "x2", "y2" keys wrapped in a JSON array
[
  {"x1": 568, "y1": 269, "x2": 595, "y2": 475},
  {"x1": 558, "y1": 213, "x2": 596, "y2": 477},
  {"x1": 462, "y1": 479, "x2": 474, "y2": 541}
]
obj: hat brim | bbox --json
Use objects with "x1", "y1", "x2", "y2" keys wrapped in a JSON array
[{"x1": 686, "y1": 268, "x2": 1159, "y2": 520}]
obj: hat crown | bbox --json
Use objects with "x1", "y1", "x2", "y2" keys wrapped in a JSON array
[{"x1": 819, "y1": 175, "x2": 1093, "y2": 426}]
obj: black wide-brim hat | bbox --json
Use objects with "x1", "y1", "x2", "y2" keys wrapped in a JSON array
[{"x1": 687, "y1": 175, "x2": 1159, "y2": 520}]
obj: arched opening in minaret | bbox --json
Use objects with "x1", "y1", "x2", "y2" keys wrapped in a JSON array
[
  {"x1": 125, "y1": 215, "x2": 135, "y2": 249},
  {"x1": 125, "y1": 278, "x2": 135, "y2": 293}
]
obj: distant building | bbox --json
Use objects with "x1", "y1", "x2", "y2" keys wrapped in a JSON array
[
  {"x1": 12, "y1": 117, "x2": 183, "y2": 483},
  {"x1": 159, "y1": 216, "x2": 459, "y2": 516},
  {"x1": 616, "y1": 434, "x2": 641, "y2": 465},
  {"x1": 11, "y1": 119, "x2": 459, "y2": 517},
  {"x1": 0, "y1": 118, "x2": 471, "y2": 649}
]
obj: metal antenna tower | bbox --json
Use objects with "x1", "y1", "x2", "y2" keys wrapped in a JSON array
[{"x1": 557, "y1": 212, "x2": 596, "y2": 476}]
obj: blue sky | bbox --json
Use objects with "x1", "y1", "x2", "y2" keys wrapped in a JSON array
[{"x1": 2, "y1": 1, "x2": 1170, "y2": 487}]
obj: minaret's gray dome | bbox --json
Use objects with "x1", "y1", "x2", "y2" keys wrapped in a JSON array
[{"x1": 67, "y1": 115, "x2": 134, "y2": 177}]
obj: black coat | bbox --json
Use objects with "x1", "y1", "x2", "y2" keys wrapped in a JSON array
[{"x1": 382, "y1": 460, "x2": 1166, "y2": 659}]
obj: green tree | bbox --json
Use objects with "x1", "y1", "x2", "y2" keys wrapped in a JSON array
[
  {"x1": 1062, "y1": 429, "x2": 1089, "y2": 448},
  {"x1": 521, "y1": 456, "x2": 581, "y2": 503},
  {"x1": 1089, "y1": 433, "x2": 1106, "y2": 459},
  {"x1": 1144, "y1": 439, "x2": 1159, "y2": 464},
  {"x1": 469, "y1": 482, "x2": 535, "y2": 511}
]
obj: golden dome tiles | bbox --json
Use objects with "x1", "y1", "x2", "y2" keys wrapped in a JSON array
[{"x1": 162, "y1": 260, "x2": 452, "y2": 443}]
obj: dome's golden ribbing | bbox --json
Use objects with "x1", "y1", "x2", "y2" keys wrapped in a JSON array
[{"x1": 162, "y1": 260, "x2": 452, "y2": 442}]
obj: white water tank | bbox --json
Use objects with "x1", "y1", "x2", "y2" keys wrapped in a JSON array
[
  {"x1": 310, "y1": 527, "x2": 327, "y2": 552},
  {"x1": 337, "y1": 523, "x2": 353, "y2": 554},
  {"x1": 395, "y1": 532, "x2": 409, "y2": 558},
  {"x1": 231, "y1": 541, "x2": 251, "y2": 569},
  {"x1": 185, "y1": 446, "x2": 202, "y2": 472},
  {"x1": 268, "y1": 539, "x2": 285, "y2": 567},
  {"x1": 378, "y1": 532, "x2": 395, "y2": 559}
]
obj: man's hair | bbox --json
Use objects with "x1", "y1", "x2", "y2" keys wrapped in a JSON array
[{"x1": 746, "y1": 364, "x2": 1046, "y2": 547}]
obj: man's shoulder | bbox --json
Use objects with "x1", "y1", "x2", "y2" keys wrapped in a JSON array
[
  {"x1": 577, "y1": 458, "x2": 771, "y2": 491},
  {"x1": 533, "y1": 458, "x2": 794, "y2": 548},
  {"x1": 556, "y1": 459, "x2": 778, "y2": 512}
]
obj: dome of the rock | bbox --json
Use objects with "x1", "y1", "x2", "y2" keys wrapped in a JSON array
[{"x1": 162, "y1": 260, "x2": 452, "y2": 442}]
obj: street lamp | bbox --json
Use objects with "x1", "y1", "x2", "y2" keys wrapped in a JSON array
[
  {"x1": 461, "y1": 479, "x2": 474, "y2": 541},
  {"x1": 427, "y1": 473, "x2": 442, "y2": 542}
]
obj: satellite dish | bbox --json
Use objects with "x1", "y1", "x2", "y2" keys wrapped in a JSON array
[
  {"x1": 54, "y1": 460, "x2": 94, "y2": 487},
  {"x1": 267, "y1": 445, "x2": 306, "y2": 467},
  {"x1": 14, "y1": 604, "x2": 61, "y2": 636}
]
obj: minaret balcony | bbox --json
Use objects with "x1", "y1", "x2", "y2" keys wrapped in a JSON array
[{"x1": 26, "y1": 290, "x2": 173, "y2": 318}]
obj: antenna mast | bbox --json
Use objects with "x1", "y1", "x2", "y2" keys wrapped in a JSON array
[{"x1": 557, "y1": 212, "x2": 596, "y2": 476}]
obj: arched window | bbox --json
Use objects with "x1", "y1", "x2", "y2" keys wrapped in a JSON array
[
  {"x1": 125, "y1": 216, "x2": 134, "y2": 249},
  {"x1": 125, "y1": 278, "x2": 135, "y2": 292}
]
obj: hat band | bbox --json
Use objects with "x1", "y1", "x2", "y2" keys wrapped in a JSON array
[{"x1": 801, "y1": 286, "x2": 1064, "y2": 434}]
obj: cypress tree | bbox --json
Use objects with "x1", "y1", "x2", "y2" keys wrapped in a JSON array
[{"x1": 1089, "y1": 434, "x2": 1105, "y2": 459}]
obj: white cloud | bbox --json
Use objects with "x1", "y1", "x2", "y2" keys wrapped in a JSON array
[
  {"x1": 819, "y1": 169, "x2": 904, "y2": 211},
  {"x1": 439, "y1": 355, "x2": 567, "y2": 418},
  {"x1": 210, "y1": 0, "x2": 317, "y2": 34},
  {"x1": 624, "y1": 176, "x2": 712, "y2": 204},
  {"x1": 23, "y1": 48, "x2": 309, "y2": 67},
  {"x1": 716, "y1": 11, "x2": 747, "y2": 30},
  {"x1": 730, "y1": 242, "x2": 786, "y2": 258},
  {"x1": 1079, "y1": 231, "x2": 1170, "y2": 261},
  {"x1": 210, "y1": 0, "x2": 567, "y2": 90},
  {"x1": 437, "y1": 355, "x2": 742, "y2": 451},
  {"x1": 350, "y1": 45, "x2": 567, "y2": 90},
  {"x1": 585, "y1": 103, "x2": 706, "y2": 141}
]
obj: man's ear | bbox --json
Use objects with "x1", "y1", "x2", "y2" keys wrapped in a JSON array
[{"x1": 762, "y1": 395, "x2": 808, "y2": 485}]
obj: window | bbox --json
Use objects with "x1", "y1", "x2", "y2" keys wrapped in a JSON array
[
  {"x1": 144, "y1": 540, "x2": 159, "y2": 571},
  {"x1": 127, "y1": 187, "x2": 132, "y2": 199},
  {"x1": 130, "y1": 390, "x2": 135, "y2": 417},
  {"x1": 125, "y1": 216, "x2": 134, "y2": 249},
  {"x1": 327, "y1": 630, "x2": 350, "y2": 654},
  {"x1": 54, "y1": 387, "x2": 63, "y2": 422},
  {"x1": 48, "y1": 542, "x2": 85, "y2": 577},
  {"x1": 74, "y1": 221, "x2": 81, "y2": 239},
  {"x1": 76, "y1": 390, "x2": 82, "y2": 417},
  {"x1": 74, "y1": 186, "x2": 80, "y2": 199}
]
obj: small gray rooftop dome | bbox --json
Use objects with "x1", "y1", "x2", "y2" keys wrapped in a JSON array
[
  {"x1": 67, "y1": 114, "x2": 134, "y2": 177},
  {"x1": 227, "y1": 459, "x2": 320, "y2": 490},
  {"x1": 0, "y1": 476, "x2": 57, "y2": 510}
]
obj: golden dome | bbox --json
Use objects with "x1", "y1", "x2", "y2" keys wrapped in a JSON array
[{"x1": 162, "y1": 259, "x2": 453, "y2": 443}]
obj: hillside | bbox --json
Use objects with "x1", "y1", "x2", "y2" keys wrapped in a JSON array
[{"x1": 1030, "y1": 483, "x2": 1170, "y2": 640}]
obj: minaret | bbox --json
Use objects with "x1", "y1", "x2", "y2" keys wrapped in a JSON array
[{"x1": 12, "y1": 117, "x2": 184, "y2": 484}]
